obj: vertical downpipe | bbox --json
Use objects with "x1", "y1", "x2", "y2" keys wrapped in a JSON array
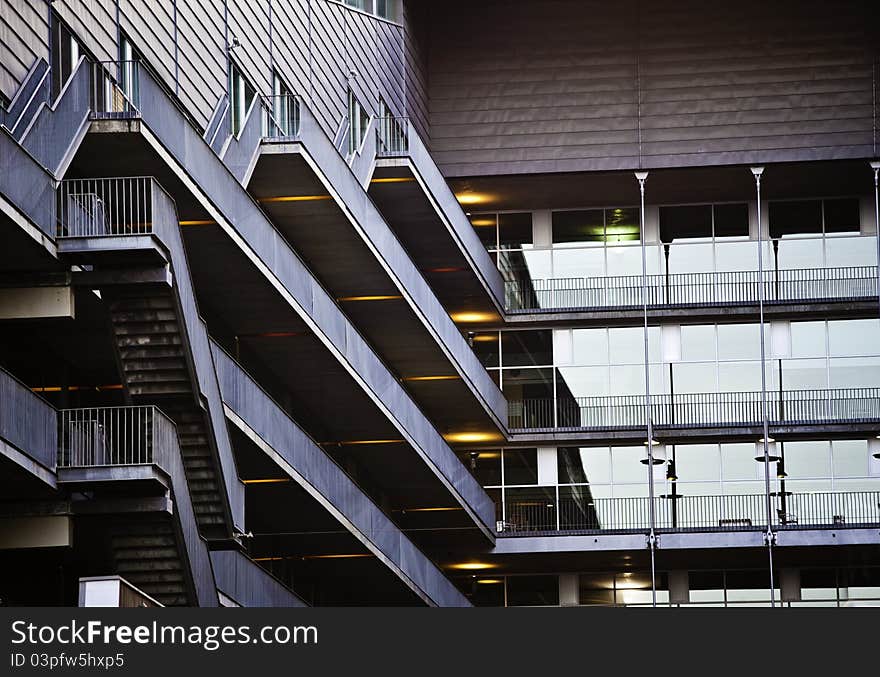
[
  {"x1": 636, "y1": 170, "x2": 657, "y2": 607},
  {"x1": 752, "y1": 166, "x2": 776, "y2": 608}
]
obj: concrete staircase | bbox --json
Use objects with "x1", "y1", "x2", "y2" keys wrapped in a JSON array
[
  {"x1": 109, "y1": 516, "x2": 189, "y2": 606},
  {"x1": 107, "y1": 287, "x2": 229, "y2": 540}
]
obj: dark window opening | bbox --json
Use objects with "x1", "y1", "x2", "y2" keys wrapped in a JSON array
[
  {"x1": 769, "y1": 200, "x2": 822, "y2": 238},
  {"x1": 498, "y1": 212, "x2": 533, "y2": 248},
  {"x1": 823, "y1": 198, "x2": 860, "y2": 234},
  {"x1": 507, "y1": 575, "x2": 559, "y2": 606},
  {"x1": 659, "y1": 205, "x2": 712, "y2": 242},
  {"x1": 713, "y1": 203, "x2": 749, "y2": 237}
]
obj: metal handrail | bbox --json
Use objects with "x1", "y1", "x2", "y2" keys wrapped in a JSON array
[
  {"x1": 505, "y1": 266, "x2": 879, "y2": 311},
  {"x1": 261, "y1": 93, "x2": 301, "y2": 139},
  {"x1": 375, "y1": 115, "x2": 409, "y2": 155},
  {"x1": 57, "y1": 405, "x2": 174, "y2": 468},
  {"x1": 56, "y1": 176, "x2": 155, "y2": 237},
  {"x1": 509, "y1": 387, "x2": 880, "y2": 430},
  {"x1": 90, "y1": 60, "x2": 140, "y2": 119},
  {"x1": 497, "y1": 490, "x2": 880, "y2": 534}
]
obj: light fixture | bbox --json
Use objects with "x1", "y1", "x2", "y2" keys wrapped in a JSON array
[
  {"x1": 666, "y1": 460, "x2": 678, "y2": 482},
  {"x1": 242, "y1": 478, "x2": 291, "y2": 484},
  {"x1": 257, "y1": 194, "x2": 332, "y2": 203},
  {"x1": 776, "y1": 459, "x2": 788, "y2": 479},
  {"x1": 402, "y1": 375, "x2": 460, "y2": 382},
  {"x1": 369, "y1": 177, "x2": 416, "y2": 184},
  {"x1": 640, "y1": 440, "x2": 667, "y2": 464},
  {"x1": 443, "y1": 431, "x2": 504, "y2": 444},
  {"x1": 469, "y1": 218, "x2": 496, "y2": 227},
  {"x1": 475, "y1": 579, "x2": 503, "y2": 585},
  {"x1": 449, "y1": 311, "x2": 499, "y2": 323},
  {"x1": 337, "y1": 295, "x2": 403, "y2": 302},
  {"x1": 454, "y1": 192, "x2": 492, "y2": 206},
  {"x1": 323, "y1": 439, "x2": 405, "y2": 446},
  {"x1": 870, "y1": 436, "x2": 880, "y2": 459},
  {"x1": 469, "y1": 451, "x2": 479, "y2": 470},
  {"x1": 447, "y1": 562, "x2": 496, "y2": 571}
]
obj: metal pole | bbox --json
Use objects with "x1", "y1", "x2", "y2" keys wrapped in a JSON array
[
  {"x1": 636, "y1": 170, "x2": 658, "y2": 607},
  {"x1": 752, "y1": 166, "x2": 776, "y2": 607},
  {"x1": 871, "y1": 161, "x2": 880, "y2": 318}
]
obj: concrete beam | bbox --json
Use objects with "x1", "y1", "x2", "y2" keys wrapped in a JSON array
[
  {"x1": 0, "y1": 515, "x2": 72, "y2": 549},
  {"x1": 0, "y1": 286, "x2": 74, "y2": 320}
]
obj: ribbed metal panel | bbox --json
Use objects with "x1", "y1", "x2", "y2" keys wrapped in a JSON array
[
  {"x1": 0, "y1": 0, "x2": 48, "y2": 99},
  {"x1": 425, "y1": 0, "x2": 878, "y2": 176}
]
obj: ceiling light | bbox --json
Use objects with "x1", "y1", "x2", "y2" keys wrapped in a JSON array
[
  {"x1": 447, "y1": 562, "x2": 496, "y2": 571},
  {"x1": 258, "y1": 195, "x2": 332, "y2": 202},
  {"x1": 443, "y1": 432, "x2": 504, "y2": 444},
  {"x1": 337, "y1": 295, "x2": 403, "y2": 302},
  {"x1": 455, "y1": 192, "x2": 492, "y2": 205},
  {"x1": 450, "y1": 311, "x2": 499, "y2": 323}
]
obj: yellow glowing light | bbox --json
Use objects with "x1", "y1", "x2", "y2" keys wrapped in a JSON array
[
  {"x1": 242, "y1": 478, "x2": 291, "y2": 484},
  {"x1": 400, "y1": 507, "x2": 463, "y2": 513},
  {"x1": 337, "y1": 295, "x2": 403, "y2": 302},
  {"x1": 370, "y1": 177, "x2": 416, "y2": 183},
  {"x1": 455, "y1": 192, "x2": 491, "y2": 205},
  {"x1": 469, "y1": 218, "x2": 496, "y2": 227},
  {"x1": 450, "y1": 311, "x2": 499, "y2": 323},
  {"x1": 301, "y1": 553, "x2": 373, "y2": 560},
  {"x1": 323, "y1": 439, "x2": 405, "y2": 446},
  {"x1": 31, "y1": 384, "x2": 123, "y2": 392},
  {"x1": 402, "y1": 375, "x2": 460, "y2": 382},
  {"x1": 471, "y1": 451, "x2": 501, "y2": 459},
  {"x1": 258, "y1": 195, "x2": 333, "y2": 203},
  {"x1": 476, "y1": 579, "x2": 503, "y2": 584},
  {"x1": 471, "y1": 334, "x2": 498, "y2": 342},
  {"x1": 444, "y1": 432, "x2": 504, "y2": 444},
  {"x1": 178, "y1": 219, "x2": 216, "y2": 226},
  {"x1": 447, "y1": 562, "x2": 497, "y2": 571}
]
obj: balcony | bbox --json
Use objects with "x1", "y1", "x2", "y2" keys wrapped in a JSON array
[
  {"x1": 57, "y1": 406, "x2": 176, "y2": 485},
  {"x1": 505, "y1": 266, "x2": 878, "y2": 314},
  {"x1": 507, "y1": 388, "x2": 880, "y2": 441},
  {"x1": 495, "y1": 490, "x2": 880, "y2": 536}
]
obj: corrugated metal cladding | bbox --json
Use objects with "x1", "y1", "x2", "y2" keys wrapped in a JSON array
[
  {"x1": 424, "y1": 0, "x2": 880, "y2": 177},
  {"x1": 0, "y1": 0, "x2": 408, "y2": 138}
]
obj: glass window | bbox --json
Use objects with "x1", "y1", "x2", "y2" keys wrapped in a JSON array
[
  {"x1": 552, "y1": 209, "x2": 604, "y2": 246},
  {"x1": 659, "y1": 205, "x2": 712, "y2": 242},
  {"x1": 503, "y1": 449, "x2": 538, "y2": 485},
  {"x1": 571, "y1": 329, "x2": 609, "y2": 366},
  {"x1": 784, "y1": 441, "x2": 831, "y2": 479},
  {"x1": 717, "y1": 361, "x2": 763, "y2": 392},
  {"x1": 825, "y1": 235, "x2": 877, "y2": 267},
  {"x1": 462, "y1": 450, "x2": 501, "y2": 486},
  {"x1": 828, "y1": 319, "x2": 880, "y2": 357},
  {"x1": 230, "y1": 62, "x2": 256, "y2": 136},
  {"x1": 783, "y1": 358, "x2": 828, "y2": 389},
  {"x1": 829, "y1": 356, "x2": 880, "y2": 388},
  {"x1": 265, "y1": 72, "x2": 297, "y2": 137},
  {"x1": 558, "y1": 447, "x2": 611, "y2": 485},
  {"x1": 498, "y1": 212, "x2": 533, "y2": 248},
  {"x1": 605, "y1": 208, "x2": 640, "y2": 244},
  {"x1": 717, "y1": 324, "x2": 760, "y2": 360},
  {"x1": 470, "y1": 214, "x2": 497, "y2": 248},
  {"x1": 507, "y1": 575, "x2": 559, "y2": 606},
  {"x1": 347, "y1": 89, "x2": 371, "y2": 155},
  {"x1": 501, "y1": 330, "x2": 552, "y2": 367},
  {"x1": 675, "y1": 445, "x2": 720, "y2": 482},
  {"x1": 672, "y1": 362, "x2": 717, "y2": 394},
  {"x1": 770, "y1": 200, "x2": 822, "y2": 238},
  {"x1": 832, "y1": 440, "x2": 868, "y2": 478},
  {"x1": 668, "y1": 241, "x2": 714, "y2": 274},
  {"x1": 609, "y1": 327, "x2": 648, "y2": 364},
  {"x1": 471, "y1": 332, "x2": 500, "y2": 368},
  {"x1": 722, "y1": 443, "x2": 759, "y2": 481},
  {"x1": 713, "y1": 203, "x2": 749, "y2": 237},
  {"x1": 556, "y1": 366, "x2": 609, "y2": 398},
  {"x1": 502, "y1": 366, "x2": 554, "y2": 400},
  {"x1": 611, "y1": 446, "x2": 648, "y2": 484},
  {"x1": 375, "y1": 0, "x2": 398, "y2": 20},
  {"x1": 790, "y1": 321, "x2": 826, "y2": 358},
  {"x1": 578, "y1": 573, "x2": 616, "y2": 606},
  {"x1": 680, "y1": 325, "x2": 716, "y2": 362},
  {"x1": 823, "y1": 198, "x2": 860, "y2": 233}
]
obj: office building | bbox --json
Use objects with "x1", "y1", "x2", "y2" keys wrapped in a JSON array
[{"x1": 0, "y1": 0, "x2": 878, "y2": 607}]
